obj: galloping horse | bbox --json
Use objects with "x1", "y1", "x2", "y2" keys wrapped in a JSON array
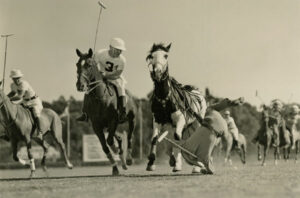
[
  {"x1": 256, "y1": 108, "x2": 279, "y2": 166},
  {"x1": 220, "y1": 130, "x2": 247, "y2": 165},
  {"x1": 146, "y1": 43, "x2": 207, "y2": 172},
  {"x1": 283, "y1": 128, "x2": 300, "y2": 162},
  {"x1": 0, "y1": 87, "x2": 73, "y2": 177},
  {"x1": 75, "y1": 49, "x2": 137, "y2": 175}
]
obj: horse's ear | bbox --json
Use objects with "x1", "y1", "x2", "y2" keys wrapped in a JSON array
[
  {"x1": 166, "y1": 43, "x2": 172, "y2": 52},
  {"x1": 76, "y1": 49, "x2": 82, "y2": 57},
  {"x1": 88, "y1": 48, "x2": 93, "y2": 57},
  {"x1": 151, "y1": 43, "x2": 156, "y2": 51}
]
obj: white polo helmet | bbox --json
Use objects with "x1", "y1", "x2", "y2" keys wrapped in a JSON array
[
  {"x1": 224, "y1": 110, "x2": 230, "y2": 115},
  {"x1": 10, "y1": 69, "x2": 24, "y2": 78},
  {"x1": 110, "y1": 38, "x2": 126, "y2": 51},
  {"x1": 291, "y1": 105, "x2": 299, "y2": 114}
]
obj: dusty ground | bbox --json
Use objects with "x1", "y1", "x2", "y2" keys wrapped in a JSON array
[{"x1": 1, "y1": 156, "x2": 300, "y2": 198}]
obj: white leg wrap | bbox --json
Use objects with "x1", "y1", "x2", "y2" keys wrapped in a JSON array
[
  {"x1": 30, "y1": 159, "x2": 36, "y2": 171},
  {"x1": 19, "y1": 158, "x2": 27, "y2": 166}
]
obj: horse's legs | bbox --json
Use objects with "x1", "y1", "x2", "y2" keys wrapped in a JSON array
[
  {"x1": 126, "y1": 113, "x2": 135, "y2": 165},
  {"x1": 257, "y1": 144, "x2": 262, "y2": 161},
  {"x1": 11, "y1": 139, "x2": 26, "y2": 165},
  {"x1": 172, "y1": 147, "x2": 182, "y2": 172},
  {"x1": 106, "y1": 120, "x2": 119, "y2": 154},
  {"x1": 262, "y1": 144, "x2": 269, "y2": 166},
  {"x1": 146, "y1": 122, "x2": 161, "y2": 171},
  {"x1": 295, "y1": 141, "x2": 299, "y2": 163},
  {"x1": 95, "y1": 130, "x2": 119, "y2": 175},
  {"x1": 115, "y1": 134, "x2": 127, "y2": 170},
  {"x1": 25, "y1": 138, "x2": 36, "y2": 178},
  {"x1": 51, "y1": 130, "x2": 73, "y2": 169},
  {"x1": 171, "y1": 111, "x2": 185, "y2": 140},
  {"x1": 224, "y1": 135, "x2": 233, "y2": 165},
  {"x1": 274, "y1": 147, "x2": 279, "y2": 165}
]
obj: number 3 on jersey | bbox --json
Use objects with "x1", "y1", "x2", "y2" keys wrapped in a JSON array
[{"x1": 105, "y1": 61, "x2": 118, "y2": 72}]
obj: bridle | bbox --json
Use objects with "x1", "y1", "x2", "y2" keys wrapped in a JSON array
[{"x1": 76, "y1": 59, "x2": 103, "y2": 94}]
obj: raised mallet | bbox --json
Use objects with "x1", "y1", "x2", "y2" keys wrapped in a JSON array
[{"x1": 93, "y1": 1, "x2": 107, "y2": 52}]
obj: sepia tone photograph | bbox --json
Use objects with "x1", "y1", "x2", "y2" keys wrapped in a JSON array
[{"x1": 0, "y1": 0, "x2": 300, "y2": 198}]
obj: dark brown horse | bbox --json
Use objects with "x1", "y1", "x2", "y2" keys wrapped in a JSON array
[
  {"x1": 75, "y1": 48, "x2": 137, "y2": 175},
  {"x1": 0, "y1": 88, "x2": 73, "y2": 177},
  {"x1": 256, "y1": 108, "x2": 280, "y2": 166}
]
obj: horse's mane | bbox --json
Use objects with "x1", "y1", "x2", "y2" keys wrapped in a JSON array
[{"x1": 168, "y1": 76, "x2": 203, "y2": 118}]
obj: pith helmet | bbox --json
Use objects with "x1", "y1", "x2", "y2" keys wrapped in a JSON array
[
  {"x1": 110, "y1": 38, "x2": 126, "y2": 51},
  {"x1": 10, "y1": 69, "x2": 24, "y2": 78}
]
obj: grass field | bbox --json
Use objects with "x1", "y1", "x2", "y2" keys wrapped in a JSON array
[{"x1": 1, "y1": 155, "x2": 300, "y2": 198}]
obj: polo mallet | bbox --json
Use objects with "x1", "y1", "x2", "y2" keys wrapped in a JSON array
[
  {"x1": 255, "y1": 90, "x2": 265, "y2": 105},
  {"x1": 93, "y1": 1, "x2": 107, "y2": 52},
  {"x1": 157, "y1": 131, "x2": 198, "y2": 159}
]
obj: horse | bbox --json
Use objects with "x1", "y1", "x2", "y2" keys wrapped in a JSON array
[
  {"x1": 281, "y1": 127, "x2": 300, "y2": 163},
  {"x1": 220, "y1": 131, "x2": 247, "y2": 165},
  {"x1": 256, "y1": 108, "x2": 280, "y2": 166},
  {"x1": 0, "y1": 88, "x2": 73, "y2": 177},
  {"x1": 75, "y1": 48, "x2": 137, "y2": 175},
  {"x1": 145, "y1": 43, "x2": 207, "y2": 172}
]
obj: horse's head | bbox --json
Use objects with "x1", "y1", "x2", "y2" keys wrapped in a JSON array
[
  {"x1": 146, "y1": 43, "x2": 171, "y2": 82},
  {"x1": 75, "y1": 48, "x2": 95, "y2": 92}
]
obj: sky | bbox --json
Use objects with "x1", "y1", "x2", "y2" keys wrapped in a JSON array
[{"x1": 0, "y1": 0, "x2": 300, "y2": 107}]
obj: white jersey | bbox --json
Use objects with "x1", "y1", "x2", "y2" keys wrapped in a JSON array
[
  {"x1": 11, "y1": 80, "x2": 36, "y2": 100},
  {"x1": 94, "y1": 49, "x2": 126, "y2": 80}
]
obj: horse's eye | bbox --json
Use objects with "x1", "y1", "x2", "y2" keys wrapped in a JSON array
[{"x1": 164, "y1": 54, "x2": 168, "y2": 59}]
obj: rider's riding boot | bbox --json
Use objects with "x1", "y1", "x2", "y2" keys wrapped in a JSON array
[
  {"x1": 76, "y1": 112, "x2": 88, "y2": 122},
  {"x1": 118, "y1": 96, "x2": 127, "y2": 122},
  {"x1": 36, "y1": 117, "x2": 43, "y2": 141}
]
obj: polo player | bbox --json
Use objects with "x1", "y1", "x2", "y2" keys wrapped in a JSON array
[
  {"x1": 7, "y1": 69, "x2": 44, "y2": 140},
  {"x1": 224, "y1": 110, "x2": 240, "y2": 146},
  {"x1": 286, "y1": 105, "x2": 300, "y2": 150},
  {"x1": 269, "y1": 99, "x2": 290, "y2": 147},
  {"x1": 77, "y1": 38, "x2": 127, "y2": 122}
]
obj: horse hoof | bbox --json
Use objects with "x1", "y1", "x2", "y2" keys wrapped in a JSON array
[
  {"x1": 258, "y1": 155, "x2": 262, "y2": 161},
  {"x1": 122, "y1": 164, "x2": 128, "y2": 170},
  {"x1": 146, "y1": 165, "x2": 156, "y2": 171},
  {"x1": 192, "y1": 166, "x2": 201, "y2": 174},
  {"x1": 200, "y1": 169, "x2": 213, "y2": 175},
  {"x1": 112, "y1": 166, "x2": 119, "y2": 176},
  {"x1": 169, "y1": 155, "x2": 176, "y2": 167},
  {"x1": 29, "y1": 171, "x2": 36, "y2": 178},
  {"x1": 42, "y1": 166, "x2": 47, "y2": 172},
  {"x1": 67, "y1": 163, "x2": 73, "y2": 169},
  {"x1": 172, "y1": 166, "x2": 182, "y2": 172},
  {"x1": 148, "y1": 153, "x2": 156, "y2": 162},
  {"x1": 126, "y1": 158, "x2": 133, "y2": 166}
]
